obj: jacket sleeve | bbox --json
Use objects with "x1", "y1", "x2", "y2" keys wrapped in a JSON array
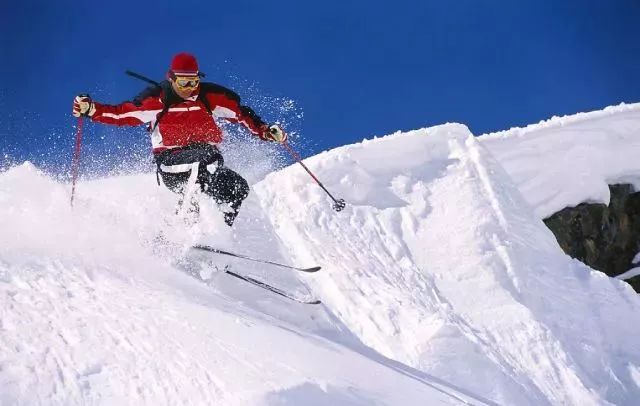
[
  {"x1": 204, "y1": 91, "x2": 268, "y2": 139},
  {"x1": 91, "y1": 95, "x2": 162, "y2": 127}
]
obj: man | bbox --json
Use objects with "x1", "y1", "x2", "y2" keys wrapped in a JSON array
[{"x1": 72, "y1": 52, "x2": 286, "y2": 226}]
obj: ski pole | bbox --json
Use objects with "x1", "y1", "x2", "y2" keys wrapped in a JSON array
[
  {"x1": 70, "y1": 116, "x2": 84, "y2": 207},
  {"x1": 282, "y1": 142, "x2": 346, "y2": 212},
  {"x1": 125, "y1": 70, "x2": 161, "y2": 87}
]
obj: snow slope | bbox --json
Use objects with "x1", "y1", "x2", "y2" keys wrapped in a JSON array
[
  {"x1": 256, "y1": 123, "x2": 640, "y2": 405},
  {"x1": 480, "y1": 102, "x2": 640, "y2": 218},
  {"x1": 2, "y1": 103, "x2": 640, "y2": 405},
  {"x1": 0, "y1": 163, "x2": 486, "y2": 405}
]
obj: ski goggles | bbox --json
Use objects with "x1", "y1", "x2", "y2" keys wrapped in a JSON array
[{"x1": 173, "y1": 75, "x2": 200, "y2": 90}]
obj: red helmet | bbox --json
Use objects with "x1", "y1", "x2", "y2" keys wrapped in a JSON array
[{"x1": 169, "y1": 52, "x2": 199, "y2": 76}]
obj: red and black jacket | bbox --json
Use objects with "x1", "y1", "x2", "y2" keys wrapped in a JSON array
[{"x1": 90, "y1": 81, "x2": 268, "y2": 154}]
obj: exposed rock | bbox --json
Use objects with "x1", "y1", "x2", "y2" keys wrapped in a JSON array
[{"x1": 544, "y1": 184, "x2": 640, "y2": 292}]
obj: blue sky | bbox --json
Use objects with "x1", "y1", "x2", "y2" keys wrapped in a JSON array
[{"x1": 2, "y1": 0, "x2": 639, "y2": 175}]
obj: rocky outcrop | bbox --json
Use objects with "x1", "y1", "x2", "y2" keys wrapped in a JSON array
[{"x1": 544, "y1": 184, "x2": 640, "y2": 292}]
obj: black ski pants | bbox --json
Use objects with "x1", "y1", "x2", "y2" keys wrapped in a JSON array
[{"x1": 154, "y1": 143, "x2": 249, "y2": 224}]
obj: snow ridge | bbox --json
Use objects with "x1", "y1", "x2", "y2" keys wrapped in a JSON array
[
  {"x1": 482, "y1": 102, "x2": 640, "y2": 139},
  {"x1": 480, "y1": 102, "x2": 640, "y2": 218},
  {"x1": 257, "y1": 120, "x2": 640, "y2": 405}
]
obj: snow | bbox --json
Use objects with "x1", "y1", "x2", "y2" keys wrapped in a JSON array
[
  {"x1": 256, "y1": 123, "x2": 640, "y2": 405},
  {"x1": 480, "y1": 102, "x2": 640, "y2": 218},
  {"x1": 2, "y1": 103, "x2": 640, "y2": 405},
  {"x1": 616, "y1": 267, "x2": 640, "y2": 281},
  {"x1": 0, "y1": 163, "x2": 482, "y2": 405},
  {"x1": 630, "y1": 364, "x2": 640, "y2": 389}
]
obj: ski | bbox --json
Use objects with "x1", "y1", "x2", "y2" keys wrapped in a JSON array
[
  {"x1": 223, "y1": 269, "x2": 321, "y2": 305},
  {"x1": 191, "y1": 244, "x2": 321, "y2": 273}
]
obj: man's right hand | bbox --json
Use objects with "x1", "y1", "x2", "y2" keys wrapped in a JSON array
[
  {"x1": 263, "y1": 124, "x2": 287, "y2": 143},
  {"x1": 72, "y1": 95, "x2": 96, "y2": 117}
]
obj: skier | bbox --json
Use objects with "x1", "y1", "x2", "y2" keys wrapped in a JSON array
[{"x1": 72, "y1": 52, "x2": 287, "y2": 226}]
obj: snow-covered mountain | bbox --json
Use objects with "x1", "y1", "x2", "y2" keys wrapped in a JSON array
[{"x1": 2, "y1": 103, "x2": 640, "y2": 405}]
